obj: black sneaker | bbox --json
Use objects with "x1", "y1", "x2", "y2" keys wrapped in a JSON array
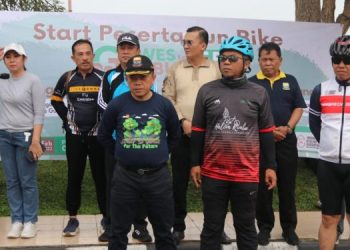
[
  {"x1": 172, "y1": 230, "x2": 185, "y2": 245},
  {"x1": 221, "y1": 231, "x2": 233, "y2": 244},
  {"x1": 63, "y1": 218, "x2": 79, "y2": 237},
  {"x1": 282, "y1": 230, "x2": 299, "y2": 246},
  {"x1": 100, "y1": 217, "x2": 107, "y2": 231},
  {"x1": 132, "y1": 226, "x2": 152, "y2": 243},
  {"x1": 98, "y1": 230, "x2": 109, "y2": 242},
  {"x1": 257, "y1": 229, "x2": 270, "y2": 246}
]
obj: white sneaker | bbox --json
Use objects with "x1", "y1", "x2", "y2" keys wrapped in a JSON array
[
  {"x1": 7, "y1": 222, "x2": 23, "y2": 239},
  {"x1": 335, "y1": 232, "x2": 341, "y2": 245},
  {"x1": 21, "y1": 222, "x2": 37, "y2": 238}
]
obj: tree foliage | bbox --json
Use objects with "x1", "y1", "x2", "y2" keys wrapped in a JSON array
[
  {"x1": 0, "y1": 0, "x2": 65, "y2": 12},
  {"x1": 295, "y1": 0, "x2": 350, "y2": 34}
]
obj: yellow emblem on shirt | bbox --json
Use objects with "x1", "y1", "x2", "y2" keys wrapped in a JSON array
[{"x1": 282, "y1": 82, "x2": 290, "y2": 90}]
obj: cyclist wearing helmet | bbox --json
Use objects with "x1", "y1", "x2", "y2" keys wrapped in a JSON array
[
  {"x1": 309, "y1": 35, "x2": 350, "y2": 250},
  {"x1": 249, "y1": 42, "x2": 306, "y2": 246},
  {"x1": 162, "y1": 26, "x2": 232, "y2": 245},
  {"x1": 190, "y1": 35, "x2": 277, "y2": 250}
]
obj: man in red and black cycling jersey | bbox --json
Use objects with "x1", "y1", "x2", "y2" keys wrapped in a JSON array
[
  {"x1": 190, "y1": 36, "x2": 277, "y2": 250},
  {"x1": 309, "y1": 35, "x2": 350, "y2": 250}
]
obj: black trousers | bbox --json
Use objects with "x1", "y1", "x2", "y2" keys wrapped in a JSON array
[
  {"x1": 171, "y1": 134, "x2": 191, "y2": 232},
  {"x1": 65, "y1": 133, "x2": 106, "y2": 216},
  {"x1": 201, "y1": 176, "x2": 258, "y2": 250},
  {"x1": 256, "y1": 134, "x2": 298, "y2": 233},
  {"x1": 108, "y1": 164, "x2": 176, "y2": 250},
  {"x1": 104, "y1": 150, "x2": 148, "y2": 232}
]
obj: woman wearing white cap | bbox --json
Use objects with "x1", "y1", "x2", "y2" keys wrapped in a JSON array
[{"x1": 0, "y1": 43, "x2": 45, "y2": 238}]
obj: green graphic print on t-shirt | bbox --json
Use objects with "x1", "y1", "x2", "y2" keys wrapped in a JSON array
[{"x1": 121, "y1": 114, "x2": 161, "y2": 149}]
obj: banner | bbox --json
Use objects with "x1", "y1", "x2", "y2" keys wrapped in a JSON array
[{"x1": 0, "y1": 11, "x2": 342, "y2": 159}]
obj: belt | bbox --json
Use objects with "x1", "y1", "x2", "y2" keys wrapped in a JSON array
[{"x1": 123, "y1": 165, "x2": 164, "y2": 175}]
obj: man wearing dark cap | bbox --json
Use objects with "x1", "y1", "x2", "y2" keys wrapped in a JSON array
[
  {"x1": 98, "y1": 55, "x2": 180, "y2": 250},
  {"x1": 97, "y1": 33, "x2": 152, "y2": 242}
]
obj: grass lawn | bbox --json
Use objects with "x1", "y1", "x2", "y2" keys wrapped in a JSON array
[{"x1": 0, "y1": 159, "x2": 319, "y2": 216}]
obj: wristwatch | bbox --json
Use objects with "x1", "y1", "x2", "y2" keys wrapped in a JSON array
[{"x1": 286, "y1": 124, "x2": 293, "y2": 134}]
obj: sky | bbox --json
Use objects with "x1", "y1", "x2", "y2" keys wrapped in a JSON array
[{"x1": 61, "y1": 0, "x2": 344, "y2": 22}]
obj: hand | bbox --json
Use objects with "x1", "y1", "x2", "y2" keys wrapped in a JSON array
[
  {"x1": 182, "y1": 119, "x2": 192, "y2": 137},
  {"x1": 191, "y1": 166, "x2": 201, "y2": 188},
  {"x1": 28, "y1": 141, "x2": 44, "y2": 161},
  {"x1": 273, "y1": 126, "x2": 288, "y2": 141},
  {"x1": 265, "y1": 168, "x2": 277, "y2": 190}
]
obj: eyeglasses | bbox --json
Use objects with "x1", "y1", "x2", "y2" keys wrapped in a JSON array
[
  {"x1": 332, "y1": 56, "x2": 350, "y2": 65},
  {"x1": 218, "y1": 55, "x2": 243, "y2": 63},
  {"x1": 182, "y1": 40, "x2": 193, "y2": 46}
]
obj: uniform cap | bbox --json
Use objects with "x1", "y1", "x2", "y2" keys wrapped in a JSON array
[{"x1": 125, "y1": 55, "x2": 154, "y2": 76}]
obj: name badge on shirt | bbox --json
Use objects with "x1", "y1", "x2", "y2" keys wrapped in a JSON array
[{"x1": 282, "y1": 82, "x2": 290, "y2": 90}]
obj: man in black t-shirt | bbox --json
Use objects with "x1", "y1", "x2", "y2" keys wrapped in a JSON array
[
  {"x1": 98, "y1": 55, "x2": 180, "y2": 250},
  {"x1": 97, "y1": 33, "x2": 151, "y2": 243}
]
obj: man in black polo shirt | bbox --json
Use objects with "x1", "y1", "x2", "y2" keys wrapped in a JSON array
[
  {"x1": 98, "y1": 55, "x2": 180, "y2": 250},
  {"x1": 51, "y1": 39, "x2": 106, "y2": 237},
  {"x1": 249, "y1": 42, "x2": 306, "y2": 246}
]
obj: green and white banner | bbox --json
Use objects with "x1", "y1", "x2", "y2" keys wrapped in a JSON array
[{"x1": 0, "y1": 11, "x2": 341, "y2": 159}]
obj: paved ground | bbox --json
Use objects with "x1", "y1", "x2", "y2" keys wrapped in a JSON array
[{"x1": 0, "y1": 212, "x2": 349, "y2": 249}]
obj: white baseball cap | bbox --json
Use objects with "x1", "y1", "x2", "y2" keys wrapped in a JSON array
[{"x1": 3, "y1": 43, "x2": 26, "y2": 56}]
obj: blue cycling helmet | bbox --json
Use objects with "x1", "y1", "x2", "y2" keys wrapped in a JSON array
[{"x1": 220, "y1": 36, "x2": 254, "y2": 61}]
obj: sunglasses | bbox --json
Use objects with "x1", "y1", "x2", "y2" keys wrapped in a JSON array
[
  {"x1": 218, "y1": 55, "x2": 243, "y2": 63},
  {"x1": 331, "y1": 56, "x2": 350, "y2": 65},
  {"x1": 182, "y1": 40, "x2": 193, "y2": 46}
]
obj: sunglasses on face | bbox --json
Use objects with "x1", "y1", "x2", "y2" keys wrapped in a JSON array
[
  {"x1": 182, "y1": 40, "x2": 194, "y2": 46},
  {"x1": 218, "y1": 55, "x2": 243, "y2": 63},
  {"x1": 331, "y1": 56, "x2": 350, "y2": 65}
]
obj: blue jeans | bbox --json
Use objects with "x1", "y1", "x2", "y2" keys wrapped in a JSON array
[{"x1": 0, "y1": 130, "x2": 38, "y2": 223}]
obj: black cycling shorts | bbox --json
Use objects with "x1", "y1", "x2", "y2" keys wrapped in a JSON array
[{"x1": 317, "y1": 159, "x2": 350, "y2": 215}]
